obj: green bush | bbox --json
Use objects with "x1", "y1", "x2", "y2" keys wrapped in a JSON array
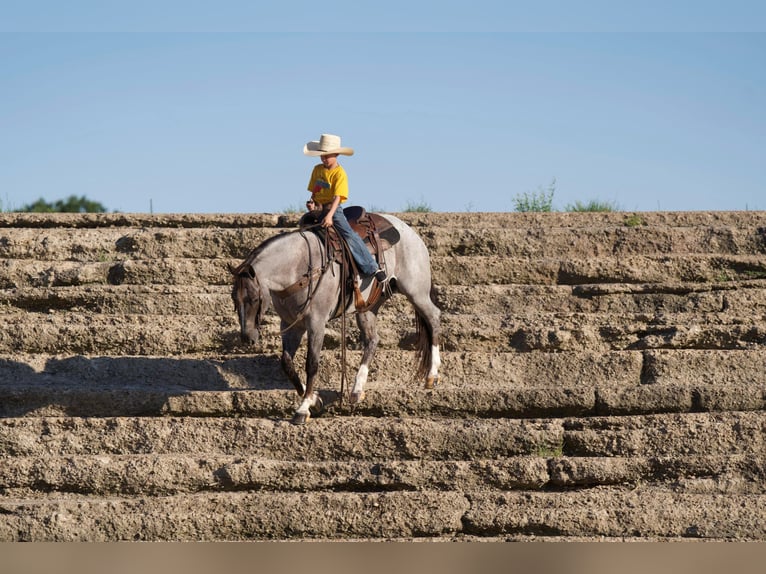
[{"x1": 513, "y1": 178, "x2": 556, "y2": 212}]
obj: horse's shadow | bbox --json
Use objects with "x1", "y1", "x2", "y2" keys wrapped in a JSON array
[{"x1": 0, "y1": 355, "x2": 303, "y2": 418}]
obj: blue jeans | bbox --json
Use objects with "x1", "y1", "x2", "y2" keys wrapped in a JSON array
[{"x1": 332, "y1": 209, "x2": 379, "y2": 276}]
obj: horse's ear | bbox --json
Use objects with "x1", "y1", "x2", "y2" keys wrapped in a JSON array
[{"x1": 228, "y1": 262, "x2": 255, "y2": 279}]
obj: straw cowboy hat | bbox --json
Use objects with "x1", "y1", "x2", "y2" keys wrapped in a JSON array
[{"x1": 303, "y1": 133, "x2": 354, "y2": 156}]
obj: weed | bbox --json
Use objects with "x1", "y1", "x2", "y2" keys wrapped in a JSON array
[
  {"x1": 566, "y1": 199, "x2": 620, "y2": 212},
  {"x1": 624, "y1": 214, "x2": 645, "y2": 227},
  {"x1": 513, "y1": 178, "x2": 556, "y2": 212},
  {"x1": 403, "y1": 198, "x2": 432, "y2": 212},
  {"x1": 281, "y1": 204, "x2": 304, "y2": 215},
  {"x1": 0, "y1": 195, "x2": 14, "y2": 213},
  {"x1": 717, "y1": 268, "x2": 766, "y2": 282},
  {"x1": 714, "y1": 270, "x2": 734, "y2": 282},
  {"x1": 534, "y1": 440, "x2": 564, "y2": 458}
]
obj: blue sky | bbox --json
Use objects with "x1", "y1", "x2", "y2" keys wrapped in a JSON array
[{"x1": 1, "y1": 3, "x2": 764, "y2": 213}]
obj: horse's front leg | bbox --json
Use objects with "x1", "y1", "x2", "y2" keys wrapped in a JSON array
[
  {"x1": 280, "y1": 325, "x2": 306, "y2": 397},
  {"x1": 292, "y1": 323, "x2": 325, "y2": 425},
  {"x1": 350, "y1": 310, "x2": 380, "y2": 404}
]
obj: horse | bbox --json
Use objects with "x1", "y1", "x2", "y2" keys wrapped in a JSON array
[{"x1": 230, "y1": 211, "x2": 441, "y2": 425}]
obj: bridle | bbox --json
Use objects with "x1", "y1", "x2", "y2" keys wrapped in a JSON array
[{"x1": 233, "y1": 267, "x2": 264, "y2": 338}]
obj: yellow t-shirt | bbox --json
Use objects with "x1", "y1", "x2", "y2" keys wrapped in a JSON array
[{"x1": 307, "y1": 164, "x2": 349, "y2": 205}]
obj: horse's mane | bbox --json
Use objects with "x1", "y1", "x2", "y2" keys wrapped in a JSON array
[{"x1": 233, "y1": 230, "x2": 298, "y2": 275}]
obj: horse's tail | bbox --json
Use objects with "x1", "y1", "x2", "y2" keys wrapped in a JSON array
[{"x1": 414, "y1": 283, "x2": 439, "y2": 381}]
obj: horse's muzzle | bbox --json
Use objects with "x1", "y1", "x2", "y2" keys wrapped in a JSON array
[{"x1": 240, "y1": 327, "x2": 260, "y2": 346}]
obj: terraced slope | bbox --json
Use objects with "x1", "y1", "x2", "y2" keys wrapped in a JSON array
[{"x1": 0, "y1": 211, "x2": 765, "y2": 541}]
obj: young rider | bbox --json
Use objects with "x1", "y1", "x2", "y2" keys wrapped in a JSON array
[{"x1": 304, "y1": 133, "x2": 385, "y2": 282}]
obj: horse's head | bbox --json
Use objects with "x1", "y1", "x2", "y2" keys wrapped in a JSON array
[{"x1": 230, "y1": 262, "x2": 268, "y2": 345}]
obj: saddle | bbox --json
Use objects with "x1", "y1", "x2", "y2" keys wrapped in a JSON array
[
  {"x1": 299, "y1": 206, "x2": 401, "y2": 312},
  {"x1": 342, "y1": 205, "x2": 401, "y2": 258}
]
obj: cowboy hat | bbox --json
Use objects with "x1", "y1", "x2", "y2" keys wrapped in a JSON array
[{"x1": 303, "y1": 134, "x2": 354, "y2": 156}]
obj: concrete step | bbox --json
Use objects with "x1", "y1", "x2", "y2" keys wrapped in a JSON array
[
  {"x1": 3, "y1": 253, "x2": 765, "y2": 289},
  {"x1": 431, "y1": 254, "x2": 766, "y2": 286},
  {"x1": 0, "y1": 454, "x2": 762, "y2": 496},
  {"x1": 0, "y1": 455, "x2": 550, "y2": 496},
  {"x1": 0, "y1": 416, "x2": 561, "y2": 459},
  {"x1": 0, "y1": 212, "x2": 281, "y2": 229},
  {"x1": 464, "y1": 488, "x2": 766, "y2": 540},
  {"x1": 105, "y1": 224, "x2": 766, "y2": 259},
  {"x1": 0, "y1": 313, "x2": 238, "y2": 355},
  {"x1": 2, "y1": 209, "x2": 764, "y2": 230},
  {"x1": 418, "y1": 225, "x2": 766, "y2": 258},
  {"x1": 390, "y1": 210, "x2": 766, "y2": 230},
  {"x1": 0, "y1": 349, "x2": 646, "y2": 389},
  {"x1": 563, "y1": 411, "x2": 766, "y2": 457},
  {"x1": 4, "y1": 281, "x2": 766, "y2": 317},
  {"x1": 1, "y1": 349, "x2": 765, "y2": 419},
  {"x1": 0, "y1": 487, "x2": 764, "y2": 541},
  {"x1": 2, "y1": 216, "x2": 764, "y2": 260},
  {"x1": 0, "y1": 285, "x2": 229, "y2": 315},
  {"x1": 1, "y1": 382, "x2": 764, "y2": 420},
  {"x1": 495, "y1": 312, "x2": 766, "y2": 353},
  {"x1": 0, "y1": 346, "x2": 763, "y2": 393},
  {"x1": 0, "y1": 412, "x2": 762, "y2": 459},
  {"x1": 1, "y1": 307, "x2": 763, "y2": 354}
]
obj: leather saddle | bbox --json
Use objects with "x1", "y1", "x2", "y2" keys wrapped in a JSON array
[
  {"x1": 299, "y1": 206, "x2": 401, "y2": 312},
  {"x1": 300, "y1": 205, "x2": 400, "y2": 265},
  {"x1": 343, "y1": 205, "x2": 401, "y2": 257}
]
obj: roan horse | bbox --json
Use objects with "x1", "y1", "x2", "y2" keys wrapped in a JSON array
[{"x1": 230, "y1": 211, "x2": 441, "y2": 424}]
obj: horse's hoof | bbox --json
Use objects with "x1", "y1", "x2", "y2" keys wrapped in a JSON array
[
  {"x1": 309, "y1": 395, "x2": 325, "y2": 416},
  {"x1": 424, "y1": 375, "x2": 439, "y2": 390},
  {"x1": 349, "y1": 391, "x2": 365, "y2": 405},
  {"x1": 291, "y1": 411, "x2": 310, "y2": 425}
]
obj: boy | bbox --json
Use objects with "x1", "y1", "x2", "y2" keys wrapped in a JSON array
[{"x1": 304, "y1": 134, "x2": 385, "y2": 282}]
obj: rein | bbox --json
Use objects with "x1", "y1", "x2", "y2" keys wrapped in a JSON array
[{"x1": 339, "y1": 253, "x2": 348, "y2": 402}]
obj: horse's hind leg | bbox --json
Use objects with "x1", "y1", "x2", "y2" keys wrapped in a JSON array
[
  {"x1": 408, "y1": 289, "x2": 442, "y2": 389},
  {"x1": 350, "y1": 310, "x2": 380, "y2": 404}
]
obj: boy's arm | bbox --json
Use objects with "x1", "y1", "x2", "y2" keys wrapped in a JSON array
[{"x1": 321, "y1": 195, "x2": 342, "y2": 228}]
